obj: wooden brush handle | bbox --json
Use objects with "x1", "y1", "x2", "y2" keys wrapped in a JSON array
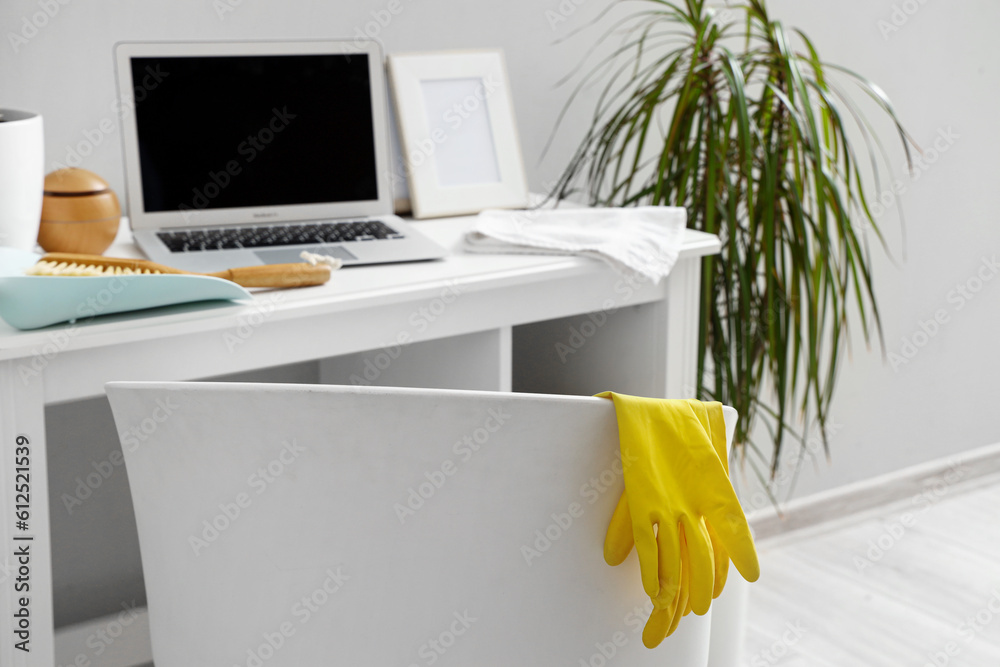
[{"x1": 210, "y1": 263, "x2": 332, "y2": 288}]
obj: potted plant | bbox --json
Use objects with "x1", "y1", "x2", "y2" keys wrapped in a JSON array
[
  {"x1": 551, "y1": 0, "x2": 915, "y2": 494},
  {"x1": 0, "y1": 108, "x2": 45, "y2": 250}
]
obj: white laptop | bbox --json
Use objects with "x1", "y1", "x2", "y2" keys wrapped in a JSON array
[{"x1": 114, "y1": 40, "x2": 447, "y2": 272}]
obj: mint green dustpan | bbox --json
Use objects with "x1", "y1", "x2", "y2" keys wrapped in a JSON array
[{"x1": 0, "y1": 248, "x2": 252, "y2": 330}]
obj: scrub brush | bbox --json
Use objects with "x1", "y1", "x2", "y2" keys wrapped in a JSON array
[{"x1": 26, "y1": 251, "x2": 341, "y2": 288}]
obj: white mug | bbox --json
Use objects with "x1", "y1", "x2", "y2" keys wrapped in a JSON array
[{"x1": 0, "y1": 109, "x2": 44, "y2": 250}]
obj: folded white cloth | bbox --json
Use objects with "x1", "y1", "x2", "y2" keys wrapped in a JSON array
[{"x1": 464, "y1": 206, "x2": 687, "y2": 283}]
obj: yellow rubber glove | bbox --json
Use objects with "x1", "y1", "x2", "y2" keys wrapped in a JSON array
[{"x1": 597, "y1": 393, "x2": 759, "y2": 648}]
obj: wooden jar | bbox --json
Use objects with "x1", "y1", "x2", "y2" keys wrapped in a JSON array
[{"x1": 38, "y1": 168, "x2": 121, "y2": 254}]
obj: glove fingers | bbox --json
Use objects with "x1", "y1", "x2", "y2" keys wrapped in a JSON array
[
  {"x1": 642, "y1": 606, "x2": 674, "y2": 649},
  {"x1": 653, "y1": 520, "x2": 682, "y2": 601},
  {"x1": 669, "y1": 555, "x2": 690, "y2": 630},
  {"x1": 604, "y1": 493, "x2": 635, "y2": 566},
  {"x1": 633, "y1": 519, "x2": 662, "y2": 598},
  {"x1": 707, "y1": 521, "x2": 730, "y2": 599},
  {"x1": 679, "y1": 532, "x2": 693, "y2": 618},
  {"x1": 681, "y1": 515, "x2": 714, "y2": 615},
  {"x1": 704, "y1": 500, "x2": 760, "y2": 584},
  {"x1": 643, "y1": 556, "x2": 688, "y2": 648}
]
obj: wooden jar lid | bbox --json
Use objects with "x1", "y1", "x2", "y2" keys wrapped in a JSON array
[{"x1": 44, "y1": 168, "x2": 111, "y2": 196}]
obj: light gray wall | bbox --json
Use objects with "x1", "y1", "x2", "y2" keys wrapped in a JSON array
[
  {"x1": 3, "y1": 0, "x2": 998, "y2": 624},
  {"x1": 0, "y1": 0, "x2": 603, "y2": 202}
]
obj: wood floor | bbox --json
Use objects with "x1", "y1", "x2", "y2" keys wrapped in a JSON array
[{"x1": 744, "y1": 474, "x2": 1000, "y2": 666}]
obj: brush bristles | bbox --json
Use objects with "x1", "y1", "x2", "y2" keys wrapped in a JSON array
[{"x1": 26, "y1": 261, "x2": 161, "y2": 277}]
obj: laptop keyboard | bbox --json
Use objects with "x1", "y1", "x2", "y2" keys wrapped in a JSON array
[{"x1": 157, "y1": 220, "x2": 403, "y2": 253}]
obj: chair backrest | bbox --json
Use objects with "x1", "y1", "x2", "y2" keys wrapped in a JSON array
[{"x1": 106, "y1": 382, "x2": 735, "y2": 667}]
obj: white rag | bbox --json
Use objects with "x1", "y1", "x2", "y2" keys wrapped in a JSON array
[{"x1": 464, "y1": 206, "x2": 687, "y2": 283}]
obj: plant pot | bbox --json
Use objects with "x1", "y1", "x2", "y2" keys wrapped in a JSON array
[{"x1": 0, "y1": 109, "x2": 45, "y2": 250}]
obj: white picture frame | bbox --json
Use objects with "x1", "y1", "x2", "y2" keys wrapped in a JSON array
[{"x1": 387, "y1": 49, "x2": 529, "y2": 219}]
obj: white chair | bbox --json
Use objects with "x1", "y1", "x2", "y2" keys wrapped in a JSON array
[{"x1": 106, "y1": 382, "x2": 740, "y2": 666}]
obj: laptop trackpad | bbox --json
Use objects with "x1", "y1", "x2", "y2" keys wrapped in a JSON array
[{"x1": 254, "y1": 246, "x2": 357, "y2": 264}]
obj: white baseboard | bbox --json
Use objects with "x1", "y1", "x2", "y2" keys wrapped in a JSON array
[
  {"x1": 54, "y1": 607, "x2": 151, "y2": 667},
  {"x1": 748, "y1": 440, "x2": 1000, "y2": 544}
]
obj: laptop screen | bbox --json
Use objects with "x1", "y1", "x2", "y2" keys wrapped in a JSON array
[{"x1": 130, "y1": 53, "x2": 379, "y2": 214}]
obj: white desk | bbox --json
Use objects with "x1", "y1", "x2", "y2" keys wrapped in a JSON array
[{"x1": 0, "y1": 214, "x2": 719, "y2": 667}]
